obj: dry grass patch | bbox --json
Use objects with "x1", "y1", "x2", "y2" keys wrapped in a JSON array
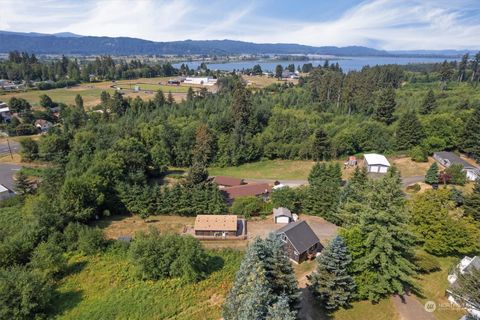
[{"x1": 390, "y1": 156, "x2": 434, "y2": 177}]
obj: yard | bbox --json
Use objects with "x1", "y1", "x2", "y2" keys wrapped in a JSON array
[
  {"x1": 97, "y1": 213, "x2": 338, "y2": 250},
  {"x1": 50, "y1": 249, "x2": 243, "y2": 320}
]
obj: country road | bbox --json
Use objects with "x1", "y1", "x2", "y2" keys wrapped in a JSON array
[
  {"x1": 0, "y1": 163, "x2": 21, "y2": 190},
  {"x1": 244, "y1": 175, "x2": 424, "y2": 188},
  {"x1": 0, "y1": 139, "x2": 20, "y2": 157}
]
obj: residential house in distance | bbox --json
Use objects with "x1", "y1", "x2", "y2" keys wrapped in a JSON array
[
  {"x1": 222, "y1": 183, "x2": 272, "y2": 203},
  {"x1": 213, "y1": 176, "x2": 244, "y2": 189},
  {"x1": 0, "y1": 184, "x2": 14, "y2": 201},
  {"x1": 363, "y1": 153, "x2": 391, "y2": 173},
  {"x1": 273, "y1": 207, "x2": 292, "y2": 224},
  {"x1": 446, "y1": 256, "x2": 480, "y2": 318},
  {"x1": 184, "y1": 77, "x2": 217, "y2": 86},
  {"x1": 433, "y1": 151, "x2": 479, "y2": 181},
  {"x1": 276, "y1": 221, "x2": 322, "y2": 263},
  {"x1": 35, "y1": 119, "x2": 53, "y2": 133},
  {"x1": 193, "y1": 214, "x2": 246, "y2": 239},
  {"x1": 0, "y1": 102, "x2": 11, "y2": 122}
]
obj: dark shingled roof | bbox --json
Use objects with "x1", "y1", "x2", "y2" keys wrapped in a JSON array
[{"x1": 276, "y1": 221, "x2": 320, "y2": 254}]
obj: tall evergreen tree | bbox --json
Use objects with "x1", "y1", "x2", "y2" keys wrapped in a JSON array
[
  {"x1": 309, "y1": 236, "x2": 356, "y2": 310},
  {"x1": 425, "y1": 162, "x2": 439, "y2": 185},
  {"x1": 312, "y1": 128, "x2": 332, "y2": 161},
  {"x1": 266, "y1": 294, "x2": 296, "y2": 320},
  {"x1": 374, "y1": 87, "x2": 396, "y2": 125},
  {"x1": 264, "y1": 233, "x2": 301, "y2": 308},
  {"x1": 396, "y1": 111, "x2": 425, "y2": 150},
  {"x1": 304, "y1": 162, "x2": 342, "y2": 223},
  {"x1": 186, "y1": 87, "x2": 195, "y2": 102},
  {"x1": 354, "y1": 168, "x2": 416, "y2": 301},
  {"x1": 153, "y1": 89, "x2": 166, "y2": 108},
  {"x1": 420, "y1": 89, "x2": 437, "y2": 115},
  {"x1": 464, "y1": 179, "x2": 480, "y2": 221},
  {"x1": 75, "y1": 94, "x2": 84, "y2": 110},
  {"x1": 461, "y1": 107, "x2": 480, "y2": 160},
  {"x1": 167, "y1": 91, "x2": 175, "y2": 105}
]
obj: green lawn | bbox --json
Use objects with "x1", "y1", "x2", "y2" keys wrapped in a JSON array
[
  {"x1": 414, "y1": 255, "x2": 466, "y2": 320},
  {"x1": 208, "y1": 159, "x2": 315, "y2": 180},
  {"x1": 334, "y1": 299, "x2": 398, "y2": 320},
  {"x1": 51, "y1": 248, "x2": 243, "y2": 320},
  {"x1": 0, "y1": 87, "x2": 107, "y2": 108}
]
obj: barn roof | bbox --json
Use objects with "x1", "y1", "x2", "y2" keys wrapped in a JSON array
[
  {"x1": 223, "y1": 183, "x2": 272, "y2": 199},
  {"x1": 276, "y1": 221, "x2": 320, "y2": 254},
  {"x1": 213, "y1": 176, "x2": 244, "y2": 187},
  {"x1": 194, "y1": 215, "x2": 238, "y2": 232},
  {"x1": 273, "y1": 207, "x2": 292, "y2": 218},
  {"x1": 364, "y1": 153, "x2": 390, "y2": 167}
]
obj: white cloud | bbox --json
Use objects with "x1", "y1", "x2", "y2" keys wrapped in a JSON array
[{"x1": 0, "y1": 0, "x2": 479, "y2": 50}]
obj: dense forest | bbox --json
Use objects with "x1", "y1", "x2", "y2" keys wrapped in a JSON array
[{"x1": 1, "y1": 52, "x2": 480, "y2": 318}]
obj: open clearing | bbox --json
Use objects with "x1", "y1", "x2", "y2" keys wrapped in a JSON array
[
  {"x1": 0, "y1": 76, "x2": 215, "y2": 109},
  {"x1": 208, "y1": 156, "x2": 439, "y2": 181},
  {"x1": 52, "y1": 249, "x2": 242, "y2": 320}
]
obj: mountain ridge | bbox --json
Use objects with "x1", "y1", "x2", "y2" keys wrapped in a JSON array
[{"x1": 0, "y1": 31, "x2": 475, "y2": 57}]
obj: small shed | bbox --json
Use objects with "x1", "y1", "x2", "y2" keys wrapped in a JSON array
[
  {"x1": 273, "y1": 207, "x2": 292, "y2": 224},
  {"x1": 364, "y1": 153, "x2": 390, "y2": 173}
]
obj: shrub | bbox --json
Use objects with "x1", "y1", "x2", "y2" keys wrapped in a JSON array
[
  {"x1": 271, "y1": 187, "x2": 300, "y2": 213},
  {"x1": 0, "y1": 266, "x2": 54, "y2": 319},
  {"x1": 445, "y1": 163, "x2": 467, "y2": 185},
  {"x1": 409, "y1": 146, "x2": 428, "y2": 162},
  {"x1": 62, "y1": 223, "x2": 106, "y2": 255},
  {"x1": 414, "y1": 252, "x2": 441, "y2": 273},
  {"x1": 19, "y1": 138, "x2": 39, "y2": 162},
  {"x1": 129, "y1": 228, "x2": 208, "y2": 282},
  {"x1": 29, "y1": 239, "x2": 67, "y2": 278},
  {"x1": 231, "y1": 196, "x2": 263, "y2": 219}
]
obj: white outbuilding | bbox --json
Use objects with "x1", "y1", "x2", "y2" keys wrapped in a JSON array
[
  {"x1": 363, "y1": 153, "x2": 391, "y2": 173},
  {"x1": 273, "y1": 207, "x2": 293, "y2": 224}
]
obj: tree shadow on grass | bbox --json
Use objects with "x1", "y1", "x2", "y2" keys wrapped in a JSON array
[
  {"x1": 205, "y1": 255, "x2": 225, "y2": 276},
  {"x1": 298, "y1": 286, "x2": 332, "y2": 320},
  {"x1": 49, "y1": 289, "x2": 84, "y2": 318},
  {"x1": 63, "y1": 260, "x2": 88, "y2": 277}
]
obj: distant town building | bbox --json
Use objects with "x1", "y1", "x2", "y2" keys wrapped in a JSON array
[{"x1": 184, "y1": 77, "x2": 217, "y2": 86}]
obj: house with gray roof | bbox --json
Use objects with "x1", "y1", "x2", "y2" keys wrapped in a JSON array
[
  {"x1": 276, "y1": 220, "x2": 322, "y2": 263},
  {"x1": 433, "y1": 151, "x2": 480, "y2": 181}
]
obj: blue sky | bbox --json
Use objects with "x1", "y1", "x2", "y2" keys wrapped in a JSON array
[{"x1": 0, "y1": 0, "x2": 479, "y2": 50}]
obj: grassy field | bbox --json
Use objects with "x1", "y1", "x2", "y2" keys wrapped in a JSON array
[
  {"x1": 207, "y1": 156, "x2": 434, "y2": 181},
  {"x1": 414, "y1": 255, "x2": 466, "y2": 320},
  {"x1": 0, "y1": 76, "x2": 209, "y2": 109},
  {"x1": 51, "y1": 249, "x2": 243, "y2": 320},
  {"x1": 334, "y1": 299, "x2": 399, "y2": 320}
]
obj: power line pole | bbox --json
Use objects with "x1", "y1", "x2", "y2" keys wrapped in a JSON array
[{"x1": 6, "y1": 138, "x2": 13, "y2": 159}]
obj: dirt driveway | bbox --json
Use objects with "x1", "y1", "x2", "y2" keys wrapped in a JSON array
[{"x1": 247, "y1": 215, "x2": 338, "y2": 244}]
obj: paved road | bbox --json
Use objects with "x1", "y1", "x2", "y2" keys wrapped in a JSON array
[
  {"x1": 0, "y1": 163, "x2": 21, "y2": 190},
  {"x1": 0, "y1": 140, "x2": 20, "y2": 157},
  {"x1": 244, "y1": 175, "x2": 424, "y2": 188}
]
